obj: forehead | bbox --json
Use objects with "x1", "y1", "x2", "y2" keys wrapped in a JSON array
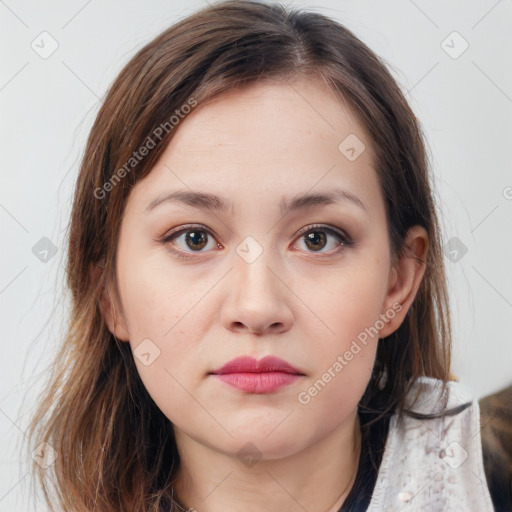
[
  {"x1": 169, "y1": 77, "x2": 372, "y2": 158},
  {"x1": 129, "y1": 78, "x2": 383, "y2": 219}
]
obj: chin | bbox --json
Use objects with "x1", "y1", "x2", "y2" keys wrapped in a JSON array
[{"x1": 221, "y1": 429, "x2": 307, "y2": 462}]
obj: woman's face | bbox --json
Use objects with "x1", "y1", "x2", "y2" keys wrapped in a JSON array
[{"x1": 104, "y1": 78, "x2": 406, "y2": 460}]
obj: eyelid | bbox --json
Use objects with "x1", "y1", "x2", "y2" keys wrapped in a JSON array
[
  {"x1": 295, "y1": 223, "x2": 352, "y2": 244},
  {"x1": 160, "y1": 224, "x2": 218, "y2": 244}
]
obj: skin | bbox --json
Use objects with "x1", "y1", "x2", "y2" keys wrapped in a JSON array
[{"x1": 98, "y1": 77, "x2": 428, "y2": 512}]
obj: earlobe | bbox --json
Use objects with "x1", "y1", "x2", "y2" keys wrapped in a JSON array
[
  {"x1": 378, "y1": 225, "x2": 429, "y2": 339},
  {"x1": 89, "y1": 262, "x2": 130, "y2": 342}
]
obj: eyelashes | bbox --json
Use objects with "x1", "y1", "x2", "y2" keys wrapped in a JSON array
[
  {"x1": 294, "y1": 224, "x2": 353, "y2": 254},
  {"x1": 159, "y1": 223, "x2": 354, "y2": 260}
]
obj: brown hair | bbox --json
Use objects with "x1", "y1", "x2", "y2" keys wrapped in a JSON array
[
  {"x1": 24, "y1": 1, "x2": 453, "y2": 510},
  {"x1": 479, "y1": 384, "x2": 512, "y2": 511}
]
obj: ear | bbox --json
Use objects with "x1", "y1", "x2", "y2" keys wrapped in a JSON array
[
  {"x1": 90, "y1": 261, "x2": 130, "y2": 342},
  {"x1": 378, "y1": 225, "x2": 429, "y2": 339}
]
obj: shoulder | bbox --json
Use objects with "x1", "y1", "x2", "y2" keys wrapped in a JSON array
[
  {"x1": 367, "y1": 377, "x2": 495, "y2": 512},
  {"x1": 402, "y1": 375, "x2": 474, "y2": 415}
]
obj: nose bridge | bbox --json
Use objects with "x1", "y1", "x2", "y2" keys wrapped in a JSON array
[{"x1": 233, "y1": 234, "x2": 280, "y2": 301}]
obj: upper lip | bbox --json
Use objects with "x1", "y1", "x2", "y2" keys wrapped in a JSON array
[{"x1": 210, "y1": 355, "x2": 305, "y2": 375}]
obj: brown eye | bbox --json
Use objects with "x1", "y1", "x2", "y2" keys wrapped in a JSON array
[
  {"x1": 304, "y1": 231, "x2": 327, "y2": 251},
  {"x1": 161, "y1": 225, "x2": 219, "y2": 256},
  {"x1": 294, "y1": 225, "x2": 352, "y2": 255},
  {"x1": 184, "y1": 230, "x2": 208, "y2": 251}
]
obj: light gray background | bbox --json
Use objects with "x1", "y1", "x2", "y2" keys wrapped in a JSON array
[{"x1": 1, "y1": 1, "x2": 511, "y2": 510}]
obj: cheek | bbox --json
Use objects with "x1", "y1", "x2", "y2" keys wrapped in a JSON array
[
  {"x1": 294, "y1": 282, "x2": 380, "y2": 432},
  {"x1": 122, "y1": 269, "x2": 207, "y2": 373},
  {"x1": 118, "y1": 249, "x2": 201, "y2": 337},
  {"x1": 299, "y1": 261, "x2": 387, "y2": 345},
  {"x1": 117, "y1": 261, "x2": 214, "y2": 419},
  {"x1": 126, "y1": 303, "x2": 208, "y2": 429},
  {"x1": 293, "y1": 260, "x2": 385, "y2": 395}
]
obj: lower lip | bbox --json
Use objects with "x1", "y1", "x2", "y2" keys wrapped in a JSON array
[{"x1": 212, "y1": 372, "x2": 301, "y2": 393}]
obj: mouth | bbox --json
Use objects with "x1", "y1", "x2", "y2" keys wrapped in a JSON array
[
  {"x1": 210, "y1": 371, "x2": 303, "y2": 393},
  {"x1": 208, "y1": 355, "x2": 306, "y2": 394},
  {"x1": 210, "y1": 355, "x2": 305, "y2": 375}
]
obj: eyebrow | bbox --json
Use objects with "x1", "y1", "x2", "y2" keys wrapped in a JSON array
[{"x1": 144, "y1": 188, "x2": 368, "y2": 216}]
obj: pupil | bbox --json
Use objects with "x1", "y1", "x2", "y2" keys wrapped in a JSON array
[
  {"x1": 186, "y1": 231, "x2": 207, "y2": 250},
  {"x1": 305, "y1": 231, "x2": 326, "y2": 251}
]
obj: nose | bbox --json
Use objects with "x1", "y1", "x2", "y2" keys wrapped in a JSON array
[{"x1": 220, "y1": 248, "x2": 294, "y2": 336}]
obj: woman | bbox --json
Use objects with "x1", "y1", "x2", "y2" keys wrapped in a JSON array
[{"x1": 25, "y1": 1, "x2": 494, "y2": 510}]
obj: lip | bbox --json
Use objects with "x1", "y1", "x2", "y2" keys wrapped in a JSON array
[
  {"x1": 210, "y1": 355, "x2": 305, "y2": 375},
  {"x1": 209, "y1": 355, "x2": 305, "y2": 394}
]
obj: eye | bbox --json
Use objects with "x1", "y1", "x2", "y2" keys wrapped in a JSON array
[
  {"x1": 160, "y1": 224, "x2": 221, "y2": 258},
  {"x1": 293, "y1": 224, "x2": 352, "y2": 255}
]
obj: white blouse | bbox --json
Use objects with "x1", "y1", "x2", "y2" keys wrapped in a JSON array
[{"x1": 366, "y1": 376, "x2": 495, "y2": 511}]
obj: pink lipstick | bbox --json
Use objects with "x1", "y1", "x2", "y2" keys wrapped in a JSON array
[{"x1": 209, "y1": 355, "x2": 305, "y2": 393}]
